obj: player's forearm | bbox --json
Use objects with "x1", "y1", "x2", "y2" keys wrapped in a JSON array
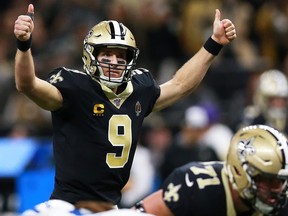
[
  {"x1": 153, "y1": 47, "x2": 214, "y2": 112},
  {"x1": 15, "y1": 49, "x2": 36, "y2": 93},
  {"x1": 173, "y1": 46, "x2": 214, "y2": 94}
]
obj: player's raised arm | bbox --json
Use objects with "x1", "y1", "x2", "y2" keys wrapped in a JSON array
[
  {"x1": 14, "y1": 4, "x2": 63, "y2": 111},
  {"x1": 153, "y1": 9, "x2": 236, "y2": 112}
]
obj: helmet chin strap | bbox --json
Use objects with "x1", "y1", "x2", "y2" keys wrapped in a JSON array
[
  {"x1": 100, "y1": 79, "x2": 122, "y2": 89},
  {"x1": 240, "y1": 195, "x2": 274, "y2": 215},
  {"x1": 254, "y1": 198, "x2": 274, "y2": 215}
]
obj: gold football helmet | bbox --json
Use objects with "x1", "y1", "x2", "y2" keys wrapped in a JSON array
[
  {"x1": 226, "y1": 125, "x2": 288, "y2": 215},
  {"x1": 82, "y1": 20, "x2": 139, "y2": 88}
]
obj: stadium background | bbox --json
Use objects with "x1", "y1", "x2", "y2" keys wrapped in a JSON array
[{"x1": 1, "y1": 0, "x2": 288, "y2": 215}]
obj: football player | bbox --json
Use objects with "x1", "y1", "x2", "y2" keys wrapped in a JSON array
[
  {"x1": 13, "y1": 3, "x2": 236, "y2": 206},
  {"x1": 242, "y1": 69, "x2": 288, "y2": 134},
  {"x1": 21, "y1": 199, "x2": 154, "y2": 216},
  {"x1": 135, "y1": 125, "x2": 288, "y2": 216}
]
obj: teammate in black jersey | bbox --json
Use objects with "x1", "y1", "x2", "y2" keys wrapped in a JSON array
[
  {"x1": 135, "y1": 125, "x2": 288, "y2": 216},
  {"x1": 14, "y1": 4, "x2": 236, "y2": 206}
]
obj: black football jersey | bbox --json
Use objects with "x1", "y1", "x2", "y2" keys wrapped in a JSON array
[
  {"x1": 46, "y1": 67, "x2": 160, "y2": 204},
  {"x1": 161, "y1": 161, "x2": 288, "y2": 216}
]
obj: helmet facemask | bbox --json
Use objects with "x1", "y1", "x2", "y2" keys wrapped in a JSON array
[
  {"x1": 253, "y1": 174, "x2": 288, "y2": 215},
  {"x1": 82, "y1": 20, "x2": 139, "y2": 89},
  {"x1": 226, "y1": 125, "x2": 288, "y2": 215},
  {"x1": 241, "y1": 166, "x2": 288, "y2": 215}
]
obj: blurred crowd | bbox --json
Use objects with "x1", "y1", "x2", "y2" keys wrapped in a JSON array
[{"x1": 1, "y1": 0, "x2": 288, "y2": 214}]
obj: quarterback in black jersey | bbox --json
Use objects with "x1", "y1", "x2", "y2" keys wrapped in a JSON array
[
  {"x1": 136, "y1": 125, "x2": 288, "y2": 216},
  {"x1": 14, "y1": 4, "x2": 236, "y2": 205}
]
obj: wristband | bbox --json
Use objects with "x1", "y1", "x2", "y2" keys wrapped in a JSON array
[
  {"x1": 203, "y1": 37, "x2": 223, "y2": 56},
  {"x1": 16, "y1": 36, "x2": 32, "y2": 52}
]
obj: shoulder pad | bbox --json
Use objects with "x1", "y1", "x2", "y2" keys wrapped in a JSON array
[
  {"x1": 132, "y1": 68, "x2": 150, "y2": 76},
  {"x1": 62, "y1": 67, "x2": 87, "y2": 76}
]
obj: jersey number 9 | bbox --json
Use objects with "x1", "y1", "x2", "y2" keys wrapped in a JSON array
[{"x1": 106, "y1": 115, "x2": 132, "y2": 168}]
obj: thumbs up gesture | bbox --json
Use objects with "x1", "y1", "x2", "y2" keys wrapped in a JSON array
[
  {"x1": 14, "y1": 4, "x2": 34, "y2": 41},
  {"x1": 212, "y1": 9, "x2": 236, "y2": 45}
]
